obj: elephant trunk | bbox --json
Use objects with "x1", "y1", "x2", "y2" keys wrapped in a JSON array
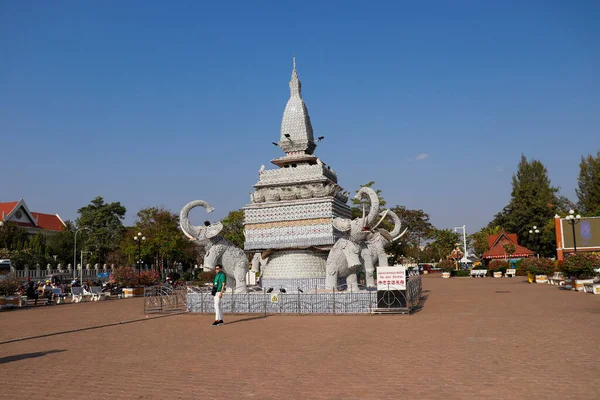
[
  {"x1": 179, "y1": 200, "x2": 215, "y2": 240},
  {"x1": 354, "y1": 187, "x2": 380, "y2": 228},
  {"x1": 387, "y1": 210, "x2": 402, "y2": 238}
]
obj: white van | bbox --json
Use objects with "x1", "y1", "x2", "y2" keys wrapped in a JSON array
[{"x1": 0, "y1": 259, "x2": 13, "y2": 279}]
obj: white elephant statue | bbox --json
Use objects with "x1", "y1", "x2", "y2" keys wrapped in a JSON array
[
  {"x1": 180, "y1": 200, "x2": 250, "y2": 293},
  {"x1": 365, "y1": 209, "x2": 408, "y2": 284},
  {"x1": 251, "y1": 252, "x2": 269, "y2": 273},
  {"x1": 325, "y1": 187, "x2": 380, "y2": 291}
]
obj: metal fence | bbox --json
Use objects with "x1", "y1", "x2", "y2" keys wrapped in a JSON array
[
  {"x1": 13, "y1": 267, "x2": 157, "y2": 281},
  {"x1": 144, "y1": 285, "x2": 188, "y2": 314},
  {"x1": 186, "y1": 275, "x2": 423, "y2": 315}
]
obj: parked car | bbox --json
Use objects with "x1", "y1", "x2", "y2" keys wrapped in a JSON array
[{"x1": 0, "y1": 259, "x2": 13, "y2": 280}]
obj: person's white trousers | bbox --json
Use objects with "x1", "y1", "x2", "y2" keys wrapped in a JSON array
[{"x1": 214, "y1": 294, "x2": 223, "y2": 321}]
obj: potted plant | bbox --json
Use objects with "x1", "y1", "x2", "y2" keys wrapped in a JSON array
[
  {"x1": 489, "y1": 260, "x2": 509, "y2": 278},
  {"x1": 0, "y1": 273, "x2": 21, "y2": 309},
  {"x1": 439, "y1": 260, "x2": 454, "y2": 278},
  {"x1": 521, "y1": 257, "x2": 553, "y2": 284},
  {"x1": 561, "y1": 253, "x2": 600, "y2": 292},
  {"x1": 109, "y1": 266, "x2": 140, "y2": 297},
  {"x1": 535, "y1": 258, "x2": 554, "y2": 284}
]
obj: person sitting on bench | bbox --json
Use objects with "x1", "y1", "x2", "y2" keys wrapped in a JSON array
[{"x1": 26, "y1": 282, "x2": 39, "y2": 305}]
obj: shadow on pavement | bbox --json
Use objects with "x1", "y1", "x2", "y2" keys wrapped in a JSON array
[
  {"x1": 224, "y1": 315, "x2": 268, "y2": 325},
  {"x1": 411, "y1": 293, "x2": 430, "y2": 315},
  {"x1": 0, "y1": 349, "x2": 66, "y2": 364}
]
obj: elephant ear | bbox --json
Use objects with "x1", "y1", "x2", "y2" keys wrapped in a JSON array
[
  {"x1": 205, "y1": 221, "x2": 224, "y2": 239},
  {"x1": 378, "y1": 228, "x2": 394, "y2": 242},
  {"x1": 332, "y1": 217, "x2": 351, "y2": 232}
]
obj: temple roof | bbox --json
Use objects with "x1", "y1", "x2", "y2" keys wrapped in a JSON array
[
  {"x1": 0, "y1": 199, "x2": 66, "y2": 232},
  {"x1": 278, "y1": 57, "x2": 316, "y2": 155},
  {"x1": 482, "y1": 230, "x2": 534, "y2": 259}
]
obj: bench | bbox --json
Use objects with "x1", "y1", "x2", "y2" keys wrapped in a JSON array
[
  {"x1": 90, "y1": 286, "x2": 108, "y2": 301},
  {"x1": 583, "y1": 282, "x2": 600, "y2": 294},
  {"x1": 20, "y1": 296, "x2": 47, "y2": 306},
  {"x1": 470, "y1": 269, "x2": 488, "y2": 278},
  {"x1": 71, "y1": 287, "x2": 85, "y2": 303},
  {"x1": 505, "y1": 269, "x2": 516, "y2": 278},
  {"x1": 52, "y1": 288, "x2": 67, "y2": 304},
  {"x1": 109, "y1": 287, "x2": 123, "y2": 299},
  {"x1": 21, "y1": 294, "x2": 52, "y2": 306},
  {"x1": 548, "y1": 272, "x2": 564, "y2": 285}
]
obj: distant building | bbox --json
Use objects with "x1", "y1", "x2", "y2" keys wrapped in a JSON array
[
  {"x1": 554, "y1": 215, "x2": 600, "y2": 260},
  {"x1": 0, "y1": 198, "x2": 66, "y2": 235},
  {"x1": 482, "y1": 230, "x2": 534, "y2": 260}
]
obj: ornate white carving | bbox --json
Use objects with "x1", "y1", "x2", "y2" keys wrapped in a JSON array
[
  {"x1": 255, "y1": 164, "x2": 337, "y2": 186},
  {"x1": 262, "y1": 250, "x2": 327, "y2": 280},
  {"x1": 278, "y1": 57, "x2": 316, "y2": 155}
]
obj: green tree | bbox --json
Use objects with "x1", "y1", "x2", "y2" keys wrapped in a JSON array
[
  {"x1": 470, "y1": 225, "x2": 502, "y2": 257},
  {"x1": 502, "y1": 242, "x2": 516, "y2": 258},
  {"x1": 28, "y1": 233, "x2": 48, "y2": 256},
  {"x1": 576, "y1": 151, "x2": 600, "y2": 216},
  {"x1": 122, "y1": 207, "x2": 196, "y2": 271},
  {"x1": 0, "y1": 222, "x2": 29, "y2": 251},
  {"x1": 387, "y1": 206, "x2": 434, "y2": 263},
  {"x1": 221, "y1": 209, "x2": 245, "y2": 249},
  {"x1": 77, "y1": 196, "x2": 126, "y2": 264},
  {"x1": 46, "y1": 221, "x2": 76, "y2": 266},
  {"x1": 489, "y1": 155, "x2": 567, "y2": 257},
  {"x1": 427, "y1": 229, "x2": 461, "y2": 262}
]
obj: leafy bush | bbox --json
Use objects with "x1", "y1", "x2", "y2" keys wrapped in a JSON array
[
  {"x1": 513, "y1": 259, "x2": 528, "y2": 276},
  {"x1": 562, "y1": 253, "x2": 600, "y2": 279},
  {"x1": 521, "y1": 257, "x2": 554, "y2": 276},
  {"x1": 453, "y1": 270, "x2": 470, "y2": 277},
  {"x1": 438, "y1": 260, "x2": 455, "y2": 272},
  {"x1": 0, "y1": 273, "x2": 21, "y2": 296},
  {"x1": 488, "y1": 260, "x2": 509, "y2": 272},
  {"x1": 109, "y1": 266, "x2": 138, "y2": 287},
  {"x1": 138, "y1": 270, "x2": 160, "y2": 286}
]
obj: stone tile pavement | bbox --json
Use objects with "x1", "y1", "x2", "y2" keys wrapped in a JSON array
[{"x1": 1, "y1": 275, "x2": 599, "y2": 399}]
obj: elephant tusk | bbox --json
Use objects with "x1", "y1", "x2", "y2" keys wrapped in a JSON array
[
  {"x1": 393, "y1": 227, "x2": 408, "y2": 242},
  {"x1": 372, "y1": 210, "x2": 389, "y2": 230},
  {"x1": 361, "y1": 204, "x2": 366, "y2": 229}
]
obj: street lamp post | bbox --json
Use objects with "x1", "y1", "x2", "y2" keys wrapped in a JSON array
[
  {"x1": 80, "y1": 250, "x2": 92, "y2": 282},
  {"x1": 528, "y1": 226, "x2": 540, "y2": 258},
  {"x1": 133, "y1": 232, "x2": 146, "y2": 274},
  {"x1": 564, "y1": 210, "x2": 581, "y2": 253},
  {"x1": 73, "y1": 227, "x2": 89, "y2": 281},
  {"x1": 453, "y1": 225, "x2": 470, "y2": 266}
]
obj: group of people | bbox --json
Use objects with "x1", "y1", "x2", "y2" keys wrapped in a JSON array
[
  {"x1": 16, "y1": 276, "x2": 115, "y2": 305},
  {"x1": 17, "y1": 277, "x2": 63, "y2": 305}
]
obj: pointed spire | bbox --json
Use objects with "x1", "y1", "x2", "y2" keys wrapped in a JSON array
[
  {"x1": 279, "y1": 57, "x2": 316, "y2": 155},
  {"x1": 289, "y1": 55, "x2": 301, "y2": 98}
]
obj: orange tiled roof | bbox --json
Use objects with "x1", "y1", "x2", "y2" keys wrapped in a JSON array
[
  {"x1": 0, "y1": 202, "x2": 18, "y2": 219},
  {"x1": 31, "y1": 212, "x2": 65, "y2": 231},
  {"x1": 482, "y1": 230, "x2": 534, "y2": 259},
  {"x1": 0, "y1": 200, "x2": 65, "y2": 231}
]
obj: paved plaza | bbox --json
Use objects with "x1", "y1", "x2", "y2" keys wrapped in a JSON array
[{"x1": 1, "y1": 275, "x2": 599, "y2": 399}]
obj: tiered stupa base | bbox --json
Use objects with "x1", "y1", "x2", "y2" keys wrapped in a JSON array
[{"x1": 260, "y1": 249, "x2": 328, "y2": 291}]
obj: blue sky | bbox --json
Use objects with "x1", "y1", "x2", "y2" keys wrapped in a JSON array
[{"x1": 1, "y1": 1, "x2": 598, "y2": 234}]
